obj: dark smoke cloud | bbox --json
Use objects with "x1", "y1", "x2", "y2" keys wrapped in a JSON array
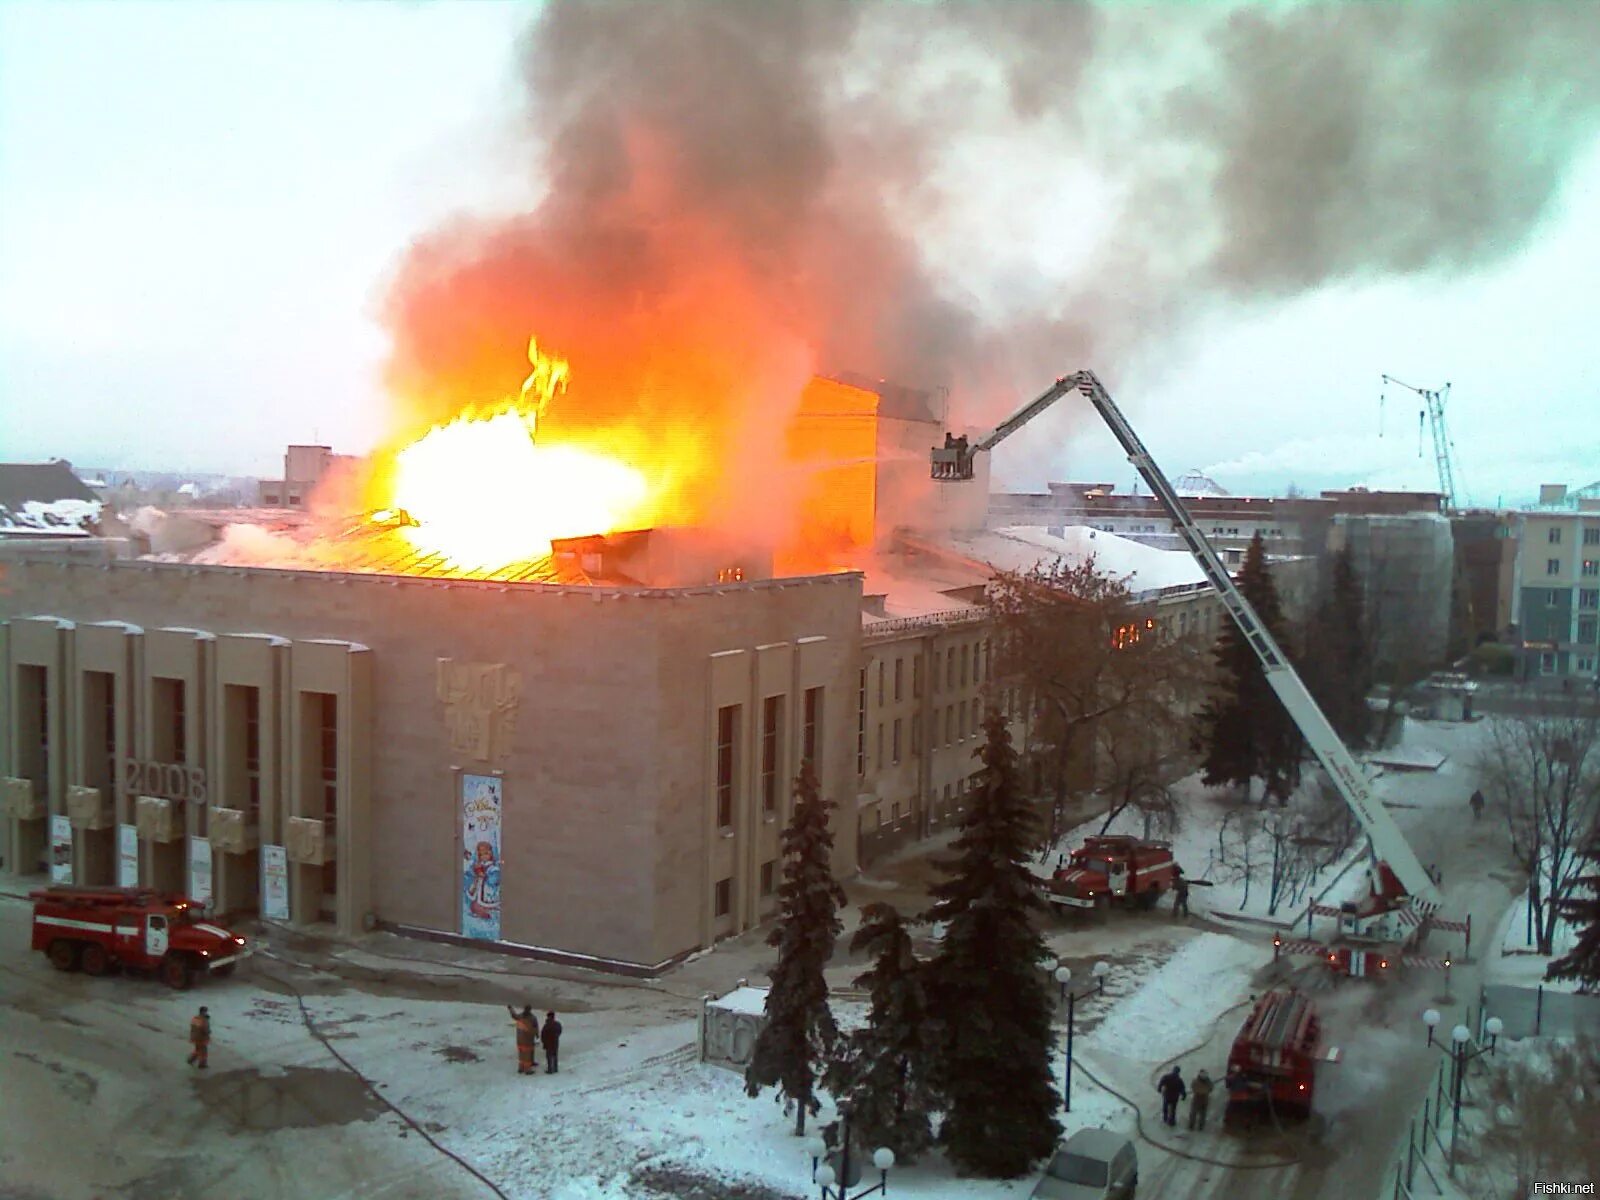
[{"x1": 382, "y1": 1, "x2": 1600, "y2": 466}]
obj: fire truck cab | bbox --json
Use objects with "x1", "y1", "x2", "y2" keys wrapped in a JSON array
[
  {"x1": 30, "y1": 886, "x2": 251, "y2": 990},
  {"x1": 1223, "y1": 989, "x2": 1340, "y2": 1127},
  {"x1": 1042, "y1": 835, "x2": 1179, "y2": 911}
]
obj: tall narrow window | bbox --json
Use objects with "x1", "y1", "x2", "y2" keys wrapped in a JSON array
[
  {"x1": 803, "y1": 687, "x2": 822, "y2": 776},
  {"x1": 317, "y1": 693, "x2": 338, "y2": 823},
  {"x1": 892, "y1": 718, "x2": 902, "y2": 765},
  {"x1": 716, "y1": 705, "x2": 739, "y2": 829},
  {"x1": 894, "y1": 658, "x2": 904, "y2": 703},
  {"x1": 19, "y1": 665, "x2": 49, "y2": 802},
  {"x1": 856, "y1": 670, "x2": 866, "y2": 776},
  {"x1": 154, "y1": 678, "x2": 187, "y2": 763},
  {"x1": 982, "y1": 638, "x2": 991, "y2": 681},
  {"x1": 911, "y1": 714, "x2": 921, "y2": 756},
  {"x1": 931, "y1": 651, "x2": 941, "y2": 693},
  {"x1": 84, "y1": 672, "x2": 116, "y2": 792},
  {"x1": 946, "y1": 648, "x2": 955, "y2": 688},
  {"x1": 959, "y1": 700, "x2": 968, "y2": 739},
  {"x1": 877, "y1": 660, "x2": 885, "y2": 707},
  {"x1": 945, "y1": 705, "x2": 954, "y2": 746},
  {"x1": 876, "y1": 723, "x2": 884, "y2": 771},
  {"x1": 761, "y1": 696, "x2": 783, "y2": 815},
  {"x1": 912, "y1": 656, "x2": 922, "y2": 699},
  {"x1": 244, "y1": 687, "x2": 262, "y2": 814},
  {"x1": 715, "y1": 878, "x2": 732, "y2": 917},
  {"x1": 961, "y1": 644, "x2": 970, "y2": 687}
]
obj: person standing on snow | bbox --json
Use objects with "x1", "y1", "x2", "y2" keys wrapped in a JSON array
[
  {"x1": 1470, "y1": 790, "x2": 1485, "y2": 821},
  {"x1": 1173, "y1": 870, "x2": 1191, "y2": 918},
  {"x1": 507, "y1": 1004, "x2": 538, "y2": 1075},
  {"x1": 187, "y1": 1006, "x2": 211, "y2": 1069},
  {"x1": 541, "y1": 1010, "x2": 563, "y2": 1074},
  {"x1": 1157, "y1": 1065, "x2": 1187, "y2": 1126},
  {"x1": 1189, "y1": 1068, "x2": 1214, "y2": 1130}
]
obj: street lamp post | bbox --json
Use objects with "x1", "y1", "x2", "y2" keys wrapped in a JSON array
[
  {"x1": 1420, "y1": 1010, "x2": 1502, "y2": 1178},
  {"x1": 811, "y1": 1107, "x2": 895, "y2": 1200},
  {"x1": 1048, "y1": 958, "x2": 1110, "y2": 1113}
]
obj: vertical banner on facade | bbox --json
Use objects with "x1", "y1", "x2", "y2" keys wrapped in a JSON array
[
  {"x1": 49, "y1": 815, "x2": 73, "y2": 884},
  {"x1": 118, "y1": 823, "x2": 139, "y2": 887},
  {"x1": 188, "y1": 836, "x2": 213, "y2": 909},
  {"x1": 262, "y1": 844, "x2": 289, "y2": 921},
  {"x1": 460, "y1": 774, "x2": 503, "y2": 941}
]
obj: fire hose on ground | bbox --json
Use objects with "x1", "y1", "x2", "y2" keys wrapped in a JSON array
[{"x1": 254, "y1": 944, "x2": 511, "y2": 1200}]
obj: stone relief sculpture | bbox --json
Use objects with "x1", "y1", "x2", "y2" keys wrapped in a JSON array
[{"x1": 436, "y1": 659, "x2": 522, "y2": 761}]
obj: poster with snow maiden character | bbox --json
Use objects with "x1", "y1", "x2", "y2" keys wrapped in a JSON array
[{"x1": 461, "y1": 773, "x2": 503, "y2": 941}]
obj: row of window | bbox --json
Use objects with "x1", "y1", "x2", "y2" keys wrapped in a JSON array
[
  {"x1": 1546, "y1": 587, "x2": 1600, "y2": 606},
  {"x1": 713, "y1": 857, "x2": 781, "y2": 918},
  {"x1": 1545, "y1": 526, "x2": 1600, "y2": 545},
  {"x1": 714, "y1": 687, "x2": 823, "y2": 831},
  {"x1": 871, "y1": 638, "x2": 993, "y2": 709},
  {"x1": 1545, "y1": 559, "x2": 1600, "y2": 577}
]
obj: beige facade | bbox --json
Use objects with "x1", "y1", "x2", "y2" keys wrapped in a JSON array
[{"x1": 1, "y1": 558, "x2": 861, "y2": 972}]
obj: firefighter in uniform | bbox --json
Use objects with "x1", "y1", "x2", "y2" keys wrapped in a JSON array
[
  {"x1": 1173, "y1": 869, "x2": 1190, "y2": 918},
  {"x1": 508, "y1": 1005, "x2": 538, "y2": 1075},
  {"x1": 187, "y1": 1006, "x2": 211, "y2": 1069},
  {"x1": 1188, "y1": 1068, "x2": 1214, "y2": 1130}
]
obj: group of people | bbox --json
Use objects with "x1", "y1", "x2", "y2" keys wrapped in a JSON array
[
  {"x1": 183, "y1": 1003, "x2": 567, "y2": 1078},
  {"x1": 508, "y1": 1005, "x2": 563, "y2": 1075},
  {"x1": 1157, "y1": 1064, "x2": 1215, "y2": 1131}
]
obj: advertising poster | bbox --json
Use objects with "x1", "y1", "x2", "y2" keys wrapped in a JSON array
[
  {"x1": 49, "y1": 814, "x2": 73, "y2": 884},
  {"x1": 188, "y1": 836, "x2": 213, "y2": 909},
  {"x1": 460, "y1": 773, "x2": 503, "y2": 941},
  {"x1": 118, "y1": 823, "x2": 139, "y2": 887},
  {"x1": 262, "y1": 844, "x2": 289, "y2": 921}
]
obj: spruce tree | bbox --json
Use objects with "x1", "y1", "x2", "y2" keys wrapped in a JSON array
[
  {"x1": 1193, "y1": 532, "x2": 1304, "y2": 803},
  {"x1": 1303, "y1": 545, "x2": 1373, "y2": 748},
  {"x1": 823, "y1": 903, "x2": 939, "y2": 1163},
  {"x1": 923, "y1": 711, "x2": 1061, "y2": 1177},
  {"x1": 746, "y1": 760, "x2": 847, "y2": 1135},
  {"x1": 1548, "y1": 829, "x2": 1600, "y2": 993}
]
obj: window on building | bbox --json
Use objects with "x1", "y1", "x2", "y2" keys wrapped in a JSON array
[
  {"x1": 856, "y1": 670, "x2": 866, "y2": 777},
  {"x1": 1578, "y1": 656, "x2": 1597, "y2": 674},
  {"x1": 893, "y1": 719, "x2": 902, "y2": 764},
  {"x1": 1585, "y1": 560, "x2": 1599, "y2": 577},
  {"x1": 945, "y1": 705, "x2": 954, "y2": 745},
  {"x1": 1540, "y1": 652, "x2": 1557, "y2": 676},
  {"x1": 876, "y1": 723, "x2": 884, "y2": 771},
  {"x1": 18, "y1": 665, "x2": 49, "y2": 805},
  {"x1": 1550, "y1": 590, "x2": 1562, "y2": 607},
  {"x1": 894, "y1": 658, "x2": 904, "y2": 703},
  {"x1": 946, "y1": 647, "x2": 955, "y2": 688},
  {"x1": 717, "y1": 704, "x2": 739, "y2": 828},
  {"x1": 153, "y1": 677, "x2": 187, "y2": 763},
  {"x1": 84, "y1": 671, "x2": 116, "y2": 792},
  {"x1": 982, "y1": 638, "x2": 991, "y2": 681},
  {"x1": 226, "y1": 684, "x2": 262, "y2": 815},
  {"x1": 961, "y1": 644, "x2": 970, "y2": 687},
  {"x1": 1585, "y1": 527, "x2": 1600, "y2": 546},
  {"x1": 911, "y1": 714, "x2": 921, "y2": 756},
  {"x1": 1548, "y1": 558, "x2": 1562, "y2": 575},
  {"x1": 912, "y1": 656, "x2": 922, "y2": 699},
  {"x1": 715, "y1": 878, "x2": 732, "y2": 917},
  {"x1": 959, "y1": 700, "x2": 968, "y2": 739},
  {"x1": 877, "y1": 660, "x2": 885, "y2": 707},
  {"x1": 1581, "y1": 589, "x2": 1599, "y2": 611},
  {"x1": 1579, "y1": 615, "x2": 1598, "y2": 645},
  {"x1": 760, "y1": 860, "x2": 776, "y2": 897},
  {"x1": 1549, "y1": 526, "x2": 1563, "y2": 544},
  {"x1": 761, "y1": 696, "x2": 783, "y2": 816},
  {"x1": 892, "y1": 801, "x2": 902, "y2": 824},
  {"x1": 803, "y1": 687, "x2": 822, "y2": 775},
  {"x1": 316, "y1": 693, "x2": 338, "y2": 826},
  {"x1": 931, "y1": 650, "x2": 940, "y2": 693}
]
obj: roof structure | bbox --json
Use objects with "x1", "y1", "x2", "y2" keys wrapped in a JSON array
[
  {"x1": 0, "y1": 462, "x2": 101, "y2": 537},
  {"x1": 935, "y1": 525, "x2": 1209, "y2": 597}
]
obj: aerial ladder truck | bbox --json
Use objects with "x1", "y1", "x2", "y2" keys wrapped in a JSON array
[{"x1": 932, "y1": 372, "x2": 1470, "y2": 976}]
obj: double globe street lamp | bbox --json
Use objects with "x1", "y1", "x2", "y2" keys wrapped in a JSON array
[
  {"x1": 1041, "y1": 957, "x2": 1111, "y2": 1112},
  {"x1": 1420, "y1": 1008, "x2": 1503, "y2": 1178},
  {"x1": 805, "y1": 1106, "x2": 895, "y2": 1200}
]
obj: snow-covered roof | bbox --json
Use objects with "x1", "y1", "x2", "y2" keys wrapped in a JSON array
[
  {"x1": 0, "y1": 462, "x2": 101, "y2": 537},
  {"x1": 941, "y1": 526, "x2": 1209, "y2": 596}
]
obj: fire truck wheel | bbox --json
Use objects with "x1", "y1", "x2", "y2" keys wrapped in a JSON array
[
  {"x1": 80, "y1": 944, "x2": 111, "y2": 976},
  {"x1": 1138, "y1": 886, "x2": 1160, "y2": 910},
  {"x1": 48, "y1": 940, "x2": 82, "y2": 972},
  {"x1": 213, "y1": 964, "x2": 236, "y2": 979},
  {"x1": 161, "y1": 954, "x2": 194, "y2": 990}
]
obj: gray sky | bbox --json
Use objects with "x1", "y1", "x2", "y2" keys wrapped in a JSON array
[{"x1": 2, "y1": 1, "x2": 1596, "y2": 508}]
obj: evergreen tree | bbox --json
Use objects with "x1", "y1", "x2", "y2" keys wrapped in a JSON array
[
  {"x1": 1548, "y1": 828, "x2": 1600, "y2": 993},
  {"x1": 1192, "y1": 532, "x2": 1304, "y2": 803},
  {"x1": 823, "y1": 903, "x2": 939, "y2": 1164},
  {"x1": 923, "y1": 711, "x2": 1061, "y2": 1177},
  {"x1": 746, "y1": 760, "x2": 847, "y2": 1135},
  {"x1": 1303, "y1": 545, "x2": 1373, "y2": 748}
]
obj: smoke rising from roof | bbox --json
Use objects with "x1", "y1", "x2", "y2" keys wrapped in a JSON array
[{"x1": 381, "y1": 1, "x2": 1600, "y2": 478}]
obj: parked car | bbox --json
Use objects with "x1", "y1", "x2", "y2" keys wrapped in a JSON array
[{"x1": 1030, "y1": 1128, "x2": 1138, "y2": 1200}]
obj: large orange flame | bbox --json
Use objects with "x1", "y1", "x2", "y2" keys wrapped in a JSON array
[{"x1": 377, "y1": 338, "x2": 653, "y2": 570}]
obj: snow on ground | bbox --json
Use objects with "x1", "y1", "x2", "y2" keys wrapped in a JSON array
[
  {"x1": 1486, "y1": 884, "x2": 1584, "y2": 993},
  {"x1": 1085, "y1": 933, "x2": 1270, "y2": 1066}
]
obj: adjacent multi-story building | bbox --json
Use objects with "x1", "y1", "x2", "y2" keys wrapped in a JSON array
[{"x1": 1511, "y1": 484, "x2": 1600, "y2": 683}]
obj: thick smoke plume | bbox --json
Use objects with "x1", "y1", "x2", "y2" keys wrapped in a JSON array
[{"x1": 382, "y1": 1, "x2": 1600, "y2": 518}]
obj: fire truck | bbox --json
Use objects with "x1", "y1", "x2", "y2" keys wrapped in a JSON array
[
  {"x1": 933, "y1": 371, "x2": 1466, "y2": 977},
  {"x1": 30, "y1": 885, "x2": 251, "y2": 989},
  {"x1": 1041, "y1": 835, "x2": 1179, "y2": 910},
  {"x1": 1222, "y1": 989, "x2": 1341, "y2": 1127}
]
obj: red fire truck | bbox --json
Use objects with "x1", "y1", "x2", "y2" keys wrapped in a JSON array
[
  {"x1": 30, "y1": 886, "x2": 251, "y2": 989},
  {"x1": 1041, "y1": 835, "x2": 1180, "y2": 911},
  {"x1": 1222, "y1": 989, "x2": 1341, "y2": 1127}
]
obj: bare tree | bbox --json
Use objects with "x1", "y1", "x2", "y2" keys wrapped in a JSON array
[
  {"x1": 988, "y1": 557, "x2": 1207, "y2": 849},
  {"x1": 1093, "y1": 705, "x2": 1184, "y2": 840},
  {"x1": 1214, "y1": 780, "x2": 1359, "y2": 915},
  {"x1": 1474, "y1": 1036, "x2": 1600, "y2": 1198},
  {"x1": 1477, "y1": 699, "x2": 1600, "y2": 955}
]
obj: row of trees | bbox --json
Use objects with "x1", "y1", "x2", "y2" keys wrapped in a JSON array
[{"x1": 745, "y1": 716, "x2": 1062, "y2": 1178}]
